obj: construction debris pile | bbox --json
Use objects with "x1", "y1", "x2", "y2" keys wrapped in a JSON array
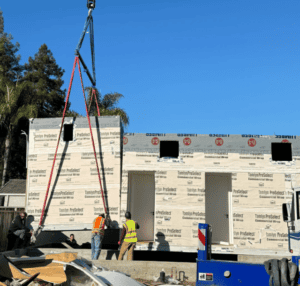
[{"x1": 0, "y1": 252, "x2": 146, "y2": 286}]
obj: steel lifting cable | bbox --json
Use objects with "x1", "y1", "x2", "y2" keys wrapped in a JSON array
[{"x1": 38, "y1": 56, "x2": 107, "y2": 229}]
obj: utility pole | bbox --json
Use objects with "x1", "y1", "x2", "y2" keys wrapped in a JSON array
[{"x1": 21, "y1": 130, "x2": 28, "y2": 169}]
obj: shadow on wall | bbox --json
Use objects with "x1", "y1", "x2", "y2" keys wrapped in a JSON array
[
  {"x1": 42, "y1": 140, "x2": 70, "y2": 226},
  {"x1": 34, "y1": 231, "x2": 69, "y2": 248},
  {"x1": 95, "y1": 117, "x2": 110, "y2": 216},
  {"x1": 155, "y1": 232, "x2": 170, "y2": 252}
]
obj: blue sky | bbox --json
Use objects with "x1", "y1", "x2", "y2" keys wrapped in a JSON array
[{"x1": 1, "y1": 0, "x2": 299, "y2": 135}]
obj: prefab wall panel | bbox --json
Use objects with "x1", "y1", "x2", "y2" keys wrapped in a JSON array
[
  {"x1": 26, "y1": 117, "x2": 122, "y2": 230},
  {"x1": 122, "y1": 133, "x2": 299, "y2": 252}
]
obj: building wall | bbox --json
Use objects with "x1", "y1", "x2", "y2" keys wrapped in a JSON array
[
  {"x1": 8, "y1": 195, "x2": 25, "y2": 207},
  {"x1": 26, "y1": 116, "x2": 122, "y2": 230},
  {"x1": 122, "y1": 133, "x2": 300, "y2": 252}
]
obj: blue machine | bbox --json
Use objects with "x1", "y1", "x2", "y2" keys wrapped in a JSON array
[{"x1": 196, "y1": 223, "x2": 300, "y2": 286}]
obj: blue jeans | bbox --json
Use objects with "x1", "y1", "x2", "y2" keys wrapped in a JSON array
[{"x1": 91, "y1": 233, "x2": 103, "y2": 260}]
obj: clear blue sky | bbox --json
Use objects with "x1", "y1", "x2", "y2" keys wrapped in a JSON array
[{"x1": 1, "y1": 0, "x2": 299, "y2": 135}]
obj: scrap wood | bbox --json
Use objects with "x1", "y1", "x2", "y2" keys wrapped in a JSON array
[
  {"x1": 0, "y1": 255, "x2": 31, "y2": 280},
  {"x1": 8, "y1": 263, "x2": 31, "y2": 280},
  {"x1": 0, "y1": 253, "x2": 68, "y2": 284},
  {"x1": 45, "y1": 252, "x2": 77, "y2": 263},
  {"x1": 22, "y1": 263, "x2": 66, "y2": 284}
]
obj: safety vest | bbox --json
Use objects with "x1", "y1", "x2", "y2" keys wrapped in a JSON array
[
  {"x1": 92, "y1": 216, "x2": 105, "y2": 235},
  {"x1": 124, "y1": 220, "x2": 137, "y2": 243}
]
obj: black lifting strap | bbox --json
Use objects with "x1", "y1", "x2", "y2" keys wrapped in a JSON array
[{"x1": 264, "y1": 258, "x2": 299, "y2": 286}]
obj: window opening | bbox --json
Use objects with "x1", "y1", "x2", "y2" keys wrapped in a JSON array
[
  {"x1": 63, "y1": 124, "x2": 74, "y2": 141},
  {"x1": 160, "y1": 141, "x2": 179, "y2": 158},
  {"x1": 297, "y1": 191, "x2": 300, "y2": 220},
  {"x1": 271, "y1": 142, "x2": 292, "y2": 161},
  {"x1": 0, "y1": 196, "x2": 4, "y2": 206}
]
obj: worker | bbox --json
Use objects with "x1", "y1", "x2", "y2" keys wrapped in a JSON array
[
  {"x1": 8, "y1": 211, "x2": 32, "y2": 249},
  {"x1": 118, "y1": 211, "x2": 140, "y2": 261},
  {"x1": 66, "y1": 234, "x2": 79, "y2": 248},
  {"x1": 91, "y1": 213, "x2": 110, "y2": 260}
]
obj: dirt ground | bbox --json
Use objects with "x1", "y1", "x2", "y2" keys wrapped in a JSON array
[{"x1": 135, "y1": 278, "x2": 196, "y2": 286}]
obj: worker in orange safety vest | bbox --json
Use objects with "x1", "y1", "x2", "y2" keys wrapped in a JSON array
[
  {"x1": 91, "y1": 213, "x2": 110, "y2": 260},
  {"x1": 118, "y1": 211, "x2": 140, "y2": 261}
]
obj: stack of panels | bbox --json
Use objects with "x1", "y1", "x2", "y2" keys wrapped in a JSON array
[{"x1": 26, "y1": 117, "x2": 122, "y2": 230}]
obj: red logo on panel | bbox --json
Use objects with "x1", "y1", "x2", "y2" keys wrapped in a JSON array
[
  {"x1": 151, "y1": 137, "x2": 159, "y2": 145},
  {"x1": 282, "y1": 139, "x2": 289, "y2": 143},
  {"x1": 123, "y1": 137, "x2": 128, "y2": 145},
  {"x1": 183, "y1": 137, "x2": 191, "y2": 146},
  {"x1": 215, "y1": 138, "x2": 224, "y2": 146},
  {"x1": 248, "y1": 138, "x2": 256, "y2": 147}
]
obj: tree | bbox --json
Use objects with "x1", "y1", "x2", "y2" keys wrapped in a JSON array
[
  {"x1": 0, "y1": 40, "x2": 38, "y2": 186},
  {"x1": 0, "y1": 9, "x2": 4, "y2": 35},
  {"x1": 85, "y1": 87, "x2": 129, "y2": 127},
  {"x1": 0, "y1": 43, "x2": 79, "y2": 185},
  {"x1": 22, "y1": 44, "x2": 70, "y2": 118}
]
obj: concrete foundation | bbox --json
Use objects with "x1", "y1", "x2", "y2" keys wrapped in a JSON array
[{"x1": 2, "y1": 247, "x2": 293, "y2": 284}]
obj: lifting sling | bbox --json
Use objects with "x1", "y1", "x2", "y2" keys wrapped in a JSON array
[{"x1": 37, "y1": 2, "x2": 106, "y2": 231}]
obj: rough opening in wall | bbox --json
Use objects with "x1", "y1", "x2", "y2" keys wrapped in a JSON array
[
  {"x1": 63, "y1": 124, "x2": 73, "y2": 141},
  {"x1": 159, "y1": 141, "x2": 179, "y2": 158},
  {"x1": 0, "y1": 196, "x2": 4, "y2": 206},
  {"x1": 271, "y1": 142, "x2": 292, "y2": 161}
]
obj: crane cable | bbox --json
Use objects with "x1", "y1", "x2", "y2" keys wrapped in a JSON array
[{"x1": 38, "y1": 56, "x2": 107, "y2": 231}]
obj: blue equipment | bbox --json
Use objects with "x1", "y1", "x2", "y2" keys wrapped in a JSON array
[{"x1": 196, "y1": 222, "x2": 300, "y2": 286}]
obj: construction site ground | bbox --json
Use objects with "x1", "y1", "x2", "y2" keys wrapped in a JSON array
[
  {"x1": 4, "y1": 246, "x2": 288, "y2": 285},
  {"x1": 4, "y1": 247, "x2": 199, "y2": 284}
]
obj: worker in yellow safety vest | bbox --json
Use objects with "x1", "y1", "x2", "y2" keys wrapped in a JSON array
[
  {"x1": 91, "y1": 213, "x2": 110, "y2": 260},
  {"x1": 118, "y1": 211, "x2": 140, "y2": 260}
]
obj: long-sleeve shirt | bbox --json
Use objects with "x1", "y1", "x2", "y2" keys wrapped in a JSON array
[
  {"x1": 9, "y1": 215, "x2": 29, "y2": 233},
  {"x1": 119, "y1": 221, "x2": 140, "y2": 241}
]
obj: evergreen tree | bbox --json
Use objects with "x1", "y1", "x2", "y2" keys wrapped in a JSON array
[
  {"x1": 85, "y1": 87, "x2": 129, "y2": 127},
  {"x1": 22, "y1": 44, "x2": 69, "y2": 118},
  {"x1": 0, "y1": 9, "x2": 4, "y2": 35},
  {"x1": 0, "y1": 43, "x2": 80, "y2": 185}
]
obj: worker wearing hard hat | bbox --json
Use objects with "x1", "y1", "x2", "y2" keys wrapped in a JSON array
[
  {"x1": 118, "y1": 211, "x2": 140, "y2": 260},
  {"x1": 91, "y1": 213, "x2": 110, "y2": 260}
]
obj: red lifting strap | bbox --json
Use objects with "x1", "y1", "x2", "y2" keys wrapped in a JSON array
[
  {"x1": 38, "y1": 56, "x2": 107, "y2": 228},
  {"x1": 88, "y1": 88, "x2": 100, "y2": 116}
]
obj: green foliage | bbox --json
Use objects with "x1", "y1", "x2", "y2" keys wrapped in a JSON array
[
  {"x1": 0, "y1": 9, "x2": 129, "y2": 184},
  {"x1": 22, "y1": 44, "x2": 68, "y2": 118},
  {"x1": 85, "y1": 87, "x2": 129, "y2": 127},
  {"x1": 0, "y1": 34, "x2": 22, "y2": 82},
  {"x1": 0, "y1": 9, "x2": 4, "y2": 35},
  {"x1": 0, "y1": 42, "x2": 73, "y2": 184}
]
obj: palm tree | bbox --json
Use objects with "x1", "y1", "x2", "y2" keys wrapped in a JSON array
[{"x1": 85, "y1": 87, "x2": 129, "y2": 127}]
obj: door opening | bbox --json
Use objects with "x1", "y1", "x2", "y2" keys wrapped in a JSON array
[
  {"x1": 205, "y1": 173, "x2": 232, "y2": 244},
  {"x1": 128, "y1": 171, "x2": 155, "y2": 241}
]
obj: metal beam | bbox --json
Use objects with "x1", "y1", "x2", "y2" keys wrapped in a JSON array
[{"x1": 76, "y1": 51, "x2": 96, "y2": 87}]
